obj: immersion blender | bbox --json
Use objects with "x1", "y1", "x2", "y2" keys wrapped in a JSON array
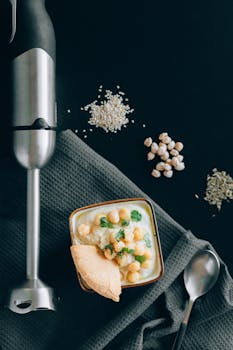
[{"x1": 8, "y1": 0, "x2": 56, "y2": 313}]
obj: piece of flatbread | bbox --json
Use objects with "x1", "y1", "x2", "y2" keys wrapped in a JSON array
[{"x1": 71, "y1": 244, "x2": 121, "y2": 302}]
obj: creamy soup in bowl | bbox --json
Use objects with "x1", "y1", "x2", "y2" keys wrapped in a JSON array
[{"x1": 70, "y1": 198, "x2": 164, "y2": 291}]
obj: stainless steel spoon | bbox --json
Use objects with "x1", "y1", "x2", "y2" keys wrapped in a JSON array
[{"x1": 172, "y1": 249, "x2": 220, "y2": 350}]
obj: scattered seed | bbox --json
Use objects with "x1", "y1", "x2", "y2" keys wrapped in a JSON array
[
  {"x1": 67, "y1": 109, "x2": 71, "y2": 113},
  {"x1": 83, "y1": 129, "x2": 86, "y2": 133},
  {"x1": 204, "y1": 168, "x2": 233, "y2": 211},
  {"x1": 142, "y1": 124, "x2": 146, "y2": 128},
  {"x1": 131, "y1": 120, "x2": 135, "y2": 124},
  {"x1": 195, "y1": 194, "x2": 199, "y2": 199},
  {"x1": 84, "y1": 135, "x2": 87, "y2": 139},
  {"x1": 75, "y1": 129, "x2": 78, "y2": 133},
  {"x1": 89, "y1": 128, "x2": 93, "y2": 132},
  {"x1": 81, "y1": 88, "x2": 133, "y2": 133}
]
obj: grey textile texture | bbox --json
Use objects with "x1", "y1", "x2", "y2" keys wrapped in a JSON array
[{"x1": 0, "y1": 129, "x2": 233, "y2": 350}]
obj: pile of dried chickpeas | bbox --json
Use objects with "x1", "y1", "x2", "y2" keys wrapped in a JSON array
[{"x1": 144, "y1": 132, "x2": 185, "y2": 178}]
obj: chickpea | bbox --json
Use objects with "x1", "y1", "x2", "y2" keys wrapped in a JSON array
[
  {"x1": 175, "y1": 162, "x2": 185, "y2": 171},
  {"x1": 133, "y1": 227, "x2": 144, "y2": 241},
  {"x1": 156, "y1": 162, "x2": 166, "y2": 171},
  {"x1": 141, "y1": 260, "x2": 151, "y2": 269},
  {"x1": 94, "y1": 213, "x2": 105, "y2": 226},
  {"x1": 116, "y1": 254, "x2": 131, "y2": 267},
  {"x1": 128, "y1": 261, "x2": 140, "y2": 272},
  {"x1": 125, "y1": 242, "x2": 135, "y2": 250},
  {"x1": 144, "y1": 249, "x2": 152, "y2": 260},
  {"x1": 177, "y1": 154, "x2": 184, "y2": 162},
  {"x1": 164, "y1": 163, "x2": 172, "y2": 171},
  {"x1": 134, "y1": 243, "x2": 146, "y2": 256},
  {"x1": 109, "y1": 231, "x2": 117, "y2": 244},
  {"x1": 171, "y1": 156, "x2": 179, "y2": 167},
  {"x1": 104, "y1": 248, "x2": 115, "y2": 260},
  {"x1": 161, "y1": 135, "x2": 171, "y2": 144},
  {"x1": 144, "y1": 137, "x2": 153, "y2": 147},
  {"x1": 167, "y1": 140, "x2": 175, "y2": 150},
  {"x1": 115, "y1": 255, "x2": 122, "y2": 265},
  {"x1": 175, "y1": 142, "x2": 184, "y2": 152},
  {"x1": 170, "y1": 149, "x2": 179, "y2": 157},
  {"x1": 78, "y1": 223, "x2": 90, "y2": 237},
  {"x1": 151, "y1": 169, "x2": 161, "y2": 178},
  {"x1": 164, "y1": 170, "x2": 173, "y2": 178},
  {"x1": 127, "y1": 271, "x2": 140, "y2": 283},
  {"x1": 161, "y1": 151, "x2": 169, "y2": 161},
  {"x1": 119, "y1": 207, "x2": 130, "y2": 220},
  {"x1": 113, "y1": 240, "x2": 125, "y2": 253},
  {"x1": 151, "y1": 142, "x2": 159, "y2": 154},
  {"x1": 158, "y1": 132, "x2": 168, "y2": 141},
  {"x1": 157, "y1": 145, "x2": 167, "y2": 156},
  {"x1": 107, "y1": 209, "x2": 120, "y2": 224},
  {"x1": 124, "y1": 230, "x2": 134, "y2": 242},
  {"x1": 166, "y1": 158, "x2": 172, "y2": 165},
  {"x1": 147, "y1": 152, "x2": 155, "y2": 161}
]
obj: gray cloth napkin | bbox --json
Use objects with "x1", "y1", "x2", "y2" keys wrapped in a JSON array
[{"x1": 0, "y1": 130, "x2": 233, "y2": 350}]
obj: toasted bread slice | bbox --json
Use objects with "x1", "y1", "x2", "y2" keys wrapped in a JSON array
[{"x1": 71, "y1": 244, "x2": 121, "y2": 302}]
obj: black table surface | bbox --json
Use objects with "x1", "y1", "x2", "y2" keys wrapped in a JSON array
[{"x1": 1, "y1": 0, "x2": 233, "y2": 273}]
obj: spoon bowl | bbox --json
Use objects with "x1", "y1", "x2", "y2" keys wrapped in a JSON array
[
  {"x1": 184, "y1": 250, "x2": 220, "y2": 301},
  {"x1": 172, "y1": 249, "x2": 220, "y2": 350}
]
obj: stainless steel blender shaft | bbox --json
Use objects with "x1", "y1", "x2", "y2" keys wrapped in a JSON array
[{"x1": 27, "y1": 169, "x2": 40, "y2": 280}]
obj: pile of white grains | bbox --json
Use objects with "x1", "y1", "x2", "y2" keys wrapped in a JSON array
[
  {"x1": 144, "y1": 132, "x2": 185, "y2": 178},
  {"x1": 204, "y1": 168, "x2": 233, "y2": 210},
  {"x1": 81, "y1": 86, "x2": 134, "y2": 133}
]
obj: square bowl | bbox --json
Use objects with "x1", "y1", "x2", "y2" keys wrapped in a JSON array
[{"x1": 69, "y1": 198, "x2": 164, "y2": 290}]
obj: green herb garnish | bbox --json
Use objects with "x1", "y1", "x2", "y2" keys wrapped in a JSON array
[
  {"x1": 122, "y1": 247, "x2": 135, "y2": 254},
  {"x1": 100, "y1": 217, "x2": 113, "y2": 228},
  {"x1": 117, "y1": 247, "x2": 135, "y2": 257},
  {"x1": 115, "y1": 229, "x2": 125, "y2": 241},
  {"x1": 131, "y1": 210, "x2": 142, "y2": 222},
  {"x1": 144, "y1": 232, "x2": 152, "y2": 248},
  {"x1": 122, "y1": 219, "x2": 130, "y2": 227},
  {"x1": 104, "y1": 244, "x2": 113, "y2": 254},
  {"x1": 135, "y1": 255, "x2": 146, "y2": 263}
]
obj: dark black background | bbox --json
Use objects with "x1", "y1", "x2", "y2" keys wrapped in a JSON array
[{"x1": 1, "y1": 0, "x2": 233, "y2": 273}]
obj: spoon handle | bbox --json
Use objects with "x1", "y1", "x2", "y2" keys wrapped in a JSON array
[{"x1": 171, "y1": 299, "x2": 194, "y2": 350}]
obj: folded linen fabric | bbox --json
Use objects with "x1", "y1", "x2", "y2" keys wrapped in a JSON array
[{"x1": 0, "y1": 130, "x2": 233, "y2": 350}]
